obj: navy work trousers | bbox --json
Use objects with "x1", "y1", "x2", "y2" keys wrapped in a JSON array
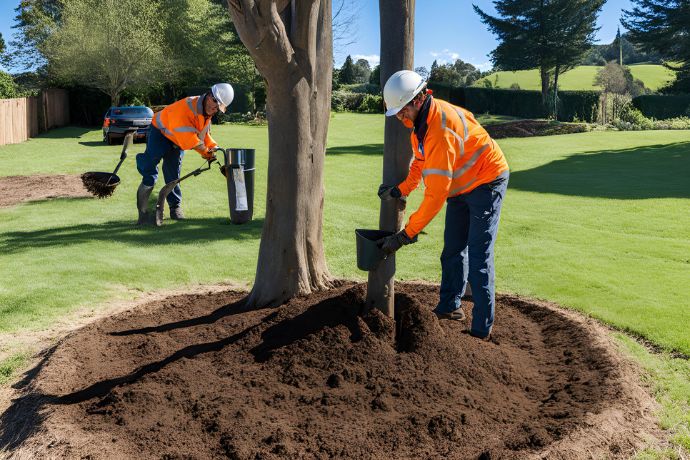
[
  {"x1": 136, "y1": 126, "x2": 184, "y2": 208},
  {"x1": 435, "y1": 173, "x2": 509, "y2": 337}
]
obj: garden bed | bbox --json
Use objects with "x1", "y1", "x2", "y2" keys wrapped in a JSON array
[
  {"x1": 0, "y1": 282, "x2": 658, "y2": 459},
  {"x1": 485, "y1": 120, "x2": 589, "y2": 139}
]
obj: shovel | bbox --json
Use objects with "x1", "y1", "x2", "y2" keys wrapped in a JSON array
[
  {"x1": 154, "y1": 151, "x2": 221, "y2": 226},
  {"x1": 82, "y1": 130, "x2": 135, "y2": 198}
]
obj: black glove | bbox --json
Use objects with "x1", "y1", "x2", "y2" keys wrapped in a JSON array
[
  {"x1": 378, "y1": 184, "x2": 402, "y2": 201},
  {"x1": 377, "y1": 230, "x2": 417, "y2": 255}
]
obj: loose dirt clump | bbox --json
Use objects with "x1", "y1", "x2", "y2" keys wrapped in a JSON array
[
  {"x1": 80, "y1": 172, "x2": 119, "y2": 198},
  {"x1": 0, "y1": 282, "x2": 659, "y2": 459},
  {"x1": 485, "y1": 120, "x2": 588, "y2": 139},
  {"x1": 0, "y1": 174, "x2": 93, "y2": 208}
]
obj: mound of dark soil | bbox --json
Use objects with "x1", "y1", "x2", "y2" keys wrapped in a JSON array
[
  {"x1": 0, "y1": 174, "x2": 92, "y2": 207},
  {"x1": 0, "y1": 282, "x2": 657, "y2": 459},
  {"x1": 486, "y1": 120, "x2": 588, "y2": 139}
]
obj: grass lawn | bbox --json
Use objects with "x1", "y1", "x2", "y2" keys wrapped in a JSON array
[
  {"x1": 476, "y1": 64, "x2": 677, "y2": 92},
  {"x1": 1, "y1": 113, "x2": 689, "y2": 452}
]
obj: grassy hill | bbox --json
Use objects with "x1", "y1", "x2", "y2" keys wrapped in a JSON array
[{"x1": 475, "y1": 64, "x2": 676, "y2": 92}]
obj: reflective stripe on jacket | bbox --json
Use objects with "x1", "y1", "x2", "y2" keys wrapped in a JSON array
[
  {"x1": 152, "y1": 95, "x2": 218, "y2": 152},
  {"x1": 398, "y1": 97, "x2": 509, "y2": 238}
]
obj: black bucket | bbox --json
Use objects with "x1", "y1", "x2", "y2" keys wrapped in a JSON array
[
  {"x1": 223, "y1": 148, "x2": 255, "y2": 224},
  {"x1": 355, "y1": 229, "x2": 394, "y2": 271}
]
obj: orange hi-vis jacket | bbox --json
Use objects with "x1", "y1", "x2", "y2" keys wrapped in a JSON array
[
  {"x1": 398, "y1": 97, "x2": 509, "y2": 238},
  {"x1": 152, "y1": 95, "x2": 218, "y2": 153}
]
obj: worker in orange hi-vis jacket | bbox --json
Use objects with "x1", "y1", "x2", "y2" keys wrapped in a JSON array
[
  {"x1": 378, "y1": 70, "x2": 509, "y2": 341},
  {"x1": 135, "y1": 83, "x2": 234, "y2": 224}
]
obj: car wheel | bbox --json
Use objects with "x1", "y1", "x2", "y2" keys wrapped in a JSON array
[{"x1": 106, "y1": 133, "x2": 116, "y2": 145}]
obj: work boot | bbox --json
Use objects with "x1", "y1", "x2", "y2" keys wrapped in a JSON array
[
  {"x1": 434, "y1": 308, "x2": 466, "y2": 321},
  {"x1": 136, "y1": 183, "x2": 154, "y2": 225},
  {"x1": 170, "y1": 206, "x2": 185, "y2": 220}
]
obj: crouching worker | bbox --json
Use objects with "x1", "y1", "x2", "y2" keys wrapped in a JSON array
[
  {"x1": 377, "y1": 70, "x2": 509, "y2": 341},
  {"x1": 135, "y1": 83, "x2": 234, "y2": 224}
]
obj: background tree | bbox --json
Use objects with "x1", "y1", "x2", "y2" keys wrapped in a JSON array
[
  {"x1": 0, "y1": 71, "x2": 20, "y2": 98},
  {"x1": 353, "y1": 58, "x2": 371, "y2": 83},
  {"x1": 369, "y1": 64, "x2": 381, "y2": 85},
  {"x1": 429, "y1": 59, "x2": 481, "y2": 86},
  {"x1": 414, "y1": 65, "x2": 429, "y2": 80},
  {"x1": 581, "y1": 31, "x2": 661, "y2": 66},
  {"x1": 5, "y1": 0, "x2": 62, "y2": 71},
  {"x1": 339, "y1": 55, "x2": 356, "y2": 84},
  {"x1": 45, "y1": 0, "x2": 167, "y2": 105},
  {"x1": 474, "y1": 0, "x2": 604, "y2": 107},
  {"x1": 0, "y1": 33, "x2": 5, "y2": 57},
  {"x1": 623, "y1": 0, "x2": 690, "y2": 92},
  {"x1": 595, "y1": 61, "x2": 647, "y2": 122},
  {"x1": 367, "y1": 0, "x2": 415, "y2": 317},
  {"x1": 547, "y1": 0, "x2": 606, "y2": 118},
  {"x1": 227, "y1": 0, "x2": 333, "y2": 307}
]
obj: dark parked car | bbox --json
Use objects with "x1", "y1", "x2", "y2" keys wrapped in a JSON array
[{"x1": 102, "y1": 106, "x2": 154, "y2": 145}]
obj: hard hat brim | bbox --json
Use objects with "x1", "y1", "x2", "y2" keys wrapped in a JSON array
[
  {"x1": 385, "y1": 105, "x2": 403, "y2": 117},
  {"x1": 217, "y1": 103, "x2": 227, "y2": 113}
]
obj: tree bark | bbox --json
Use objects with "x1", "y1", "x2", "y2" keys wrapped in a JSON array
[
  {"x1": 366, "y1": 0, "x2": 415, "y2": 317},
  {"x1": 553, "y1": 63, "x2": 560, "y2": 120},
  {"x1": 540, "y1": 65, "x2": 550, "y2": 105},
  {"x1": 227, "y1": 0, "x2": 332, "y2": 308}
]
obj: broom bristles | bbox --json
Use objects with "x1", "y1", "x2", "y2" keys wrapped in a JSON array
[{"x1": 81, "y1": 172, "x2": 118, "y2": 198}]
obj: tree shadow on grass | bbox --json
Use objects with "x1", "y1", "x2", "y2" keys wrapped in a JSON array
[
  {"x1": 77, "y1": 140, "x2": 108, "y2": 147},
  {"x1": 0, "y1": 217, "x2": 264, "y2": 255},
  {"x1": 509, "y1": 142, "x2": 690, "y2": 199},
  {"x1": 326, "y1": 143, "x2": 383, "y2": 156},
  {"x1": 35, "y1": 127, "x2": 93, "y2": 139}
]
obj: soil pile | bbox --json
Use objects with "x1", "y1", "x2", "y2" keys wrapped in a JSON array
[
  {"x1": 0, "y1": 174, "x2": 92, "y2": 207},
  {"x1": 0, "y1": 283, "x2": 657, "y2": 459},
  {"x1": 485, "y1": 120, "x2": 588, "y2": 139}
]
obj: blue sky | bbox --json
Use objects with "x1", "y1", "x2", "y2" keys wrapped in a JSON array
[
  {"x1": 336, "y1": 0, "x2": 634, "y2": 71},
  {"x1": 0, "y1": 0, "x2": 633, "y2": 73}
]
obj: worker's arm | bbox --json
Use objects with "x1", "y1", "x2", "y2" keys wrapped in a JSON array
[
  {"x1": 398, "y1": 134, "x2": 424, "y2": 196},
  {"x1": 403, "y1": 128, "x2": 457, "y2": 238},
  {"x1": 398, "y1": 156, "x2": 424, "y2": 196},
  {"x1": 203, "y1": 130, "x2": 218, "y2": 151}
]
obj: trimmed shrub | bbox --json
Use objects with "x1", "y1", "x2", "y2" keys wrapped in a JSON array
[
  {"x1": 331, "y1": 90, "x2": 365, "y2": 112},
  {"x1": 359, "y1": 94, "x2": 383, "y2": 113},
  {"x1": 557, "y1": 91, "x2": 601, "y2": 123},
  {"x1": 614, "y1": 102, "x2": 690, "y2": 130},
  {"x1": 632, "y1": 95, "x2": 690, "y2": 120},
  {"x1": 428, "y1": 84, "x2": 600, "y2": 122}
]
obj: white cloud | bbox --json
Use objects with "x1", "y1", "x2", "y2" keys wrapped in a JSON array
[
  {"x1": 429, "y1": 49, "x2": 462, "y2": 64},
  {"x1": 472, "y1": 62, "x2": 493, "y2": 72},
  {"x1": 353, "y1": 54, "x2": 380, "y2": 66}
]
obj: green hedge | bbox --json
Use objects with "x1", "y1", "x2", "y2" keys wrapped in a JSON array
[
  {"x1": 332, "y1": 90, "x2": 383, "y2": 113},
  {"x1": 427, "y1": 83, "x2": 600, "y2": 122},
  {"x1": 632, "y1": 95, "x2": 690, "y2": 120}
]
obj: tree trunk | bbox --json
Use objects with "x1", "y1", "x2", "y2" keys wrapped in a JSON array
[
  {"x1": 540, "y1": 65, "x2": 549, "y2": 106},
  {"x1": 366, "y1": 0, "x2": 415, "y2": 317},
  {"x1": 227, "y1": 0, "x2": 333, "y2": 308},
  {"x1": 553, "y1": 64, "x2": 560, "y2": 120}
]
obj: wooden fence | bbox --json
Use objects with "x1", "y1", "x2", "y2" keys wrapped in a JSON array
[{"x1": 0, "y1": 89, "x2": 70, "y2": 147}]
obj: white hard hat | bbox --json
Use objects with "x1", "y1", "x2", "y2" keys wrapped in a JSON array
[
  {"x1": 383, "y1": 70, "x2": 426, "y2": 116},
  {"x1": 211, "y1": 83, "x2": 234, "y2": 113}
]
